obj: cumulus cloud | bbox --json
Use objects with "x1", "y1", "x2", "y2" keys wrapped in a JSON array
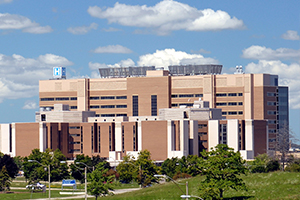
[
  {"x1": 67, "y1": 23, "x2": 98, "y2": 35},
  {"x1": 281, "y1": 30, "x2": 300, "y2": 40},
  {"x1": 22, "y1": 100, "x2": 38, "y2": 109},
  {"x1": 0, "y1": 13, "x2": 53, "y2": 34},
  {"x1": 88, "y1": 0, "x2": 245, "y2": 35},
  {"x1": 0, "y1": 53, "x2": 73, "y2": 102},
  {"x1": 89, "y1": 48, "x2": 218, "y2": 77},
  {"x1": 138, "y1": 49, "x2": 218, "y2": 68},
  {"x1": 91, "y1": 45, "x2": 133, "y2": 54},
  {"x1": 242, "y1": 45, "x2": 300, "y2": 109},
  {"x1": 0, "y1": 0, "x2": 12, "y2": 4},
  {"x1": 242, "y1": 45, "x2": 300, "y2": 61},
  {"x1": 102, "y1": 27, "x2": 121, "y2": 32},
  {"x1": 245, "y1": 60, "x2": 300, "y2": 109}
]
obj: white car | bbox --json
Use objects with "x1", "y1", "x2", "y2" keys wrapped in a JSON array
[{"x1": 26, "y1": 182, "x2": 46, "y2": 192}]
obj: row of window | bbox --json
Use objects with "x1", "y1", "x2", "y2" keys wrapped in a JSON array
[
  {"x1": 267, "y1": 101, "x2": 277, "y2": 106},
  {"x1": 95, "y1": 114, "x2": 127, "y2": 117},
  {"x1": 171, "y1": 103, "x2": 194, "y2": 107},
  {"x1": 40, "y1": 97, "x2": 77, "y2": 101},
  {"x1": 222, "y1": 111, "x2": 243, "y2": 115},
  {"x1": 90, "y1": 96, "x2": 127, "y2": 100},
  {"x1": 267, "y1": 110, "x2": 277, "y2": 115},
  {"x1": 171, "y1": 94, "x2": 203, "y2": 98},
  {"x1": 216, "y1": 102, "x2": 243, "y2": 106},
  {"x1": 90, "y1": 105, "x2": 127, "y2": 109},
  {"x1": 216, "y1": 93, "x2": 243, "y2": 97}
]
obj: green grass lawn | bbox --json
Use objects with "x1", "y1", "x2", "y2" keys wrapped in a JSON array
[
  {"x1": 104, "y1": 171, "x2": 300, "y2": 200},
  {"x1": 0, "y1": 189, "x2": 74, "y2": 200}
]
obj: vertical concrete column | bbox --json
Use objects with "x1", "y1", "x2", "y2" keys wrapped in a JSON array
[
  {"x1": 39, "y1": 122, "x2": 47, "y2": 152},
  {"x1": 245, "y1": 120, "x2": 254, "y2": 151},
  {"x1": 11, "y1": 123, "x2": 16, "y2": 157},
  {"x1": 190, "y1": 120, "x2": 199, "y2": 156},
  {"x1": 208, "y1": 120, "x2": 219, "y2": 150},
  {"x1": 227, "y1": 119, "x2": 239, "y2": 151},
  {"x1": 0, "y1": 124, "x2": 10, "y2": 155},
  {"x1": 244, "y1": 74, "x2": 253, "y2": 119},
  {"x1": 77, "y1": 79, "x2": 89, "y2": 111},
  {"x1": 115, "y1": 122, "x2": 122, "y2": 152},
  {"x1": 137, "y1": 121, "x2": 142, "y2": 151},
  {"x1": 203, "y1": 75, "x2": 214, "y2": 108},
  {"x1": 180, "y1": 120, "x2": 189, "y2": 157},
  {"x1": 167, "y1": 120, "x2": 173, "y2": 158}
]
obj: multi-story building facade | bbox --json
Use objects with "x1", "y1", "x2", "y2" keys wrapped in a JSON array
[{"x1": 39, "y1": 66, "x2": 288, "y2": 150}]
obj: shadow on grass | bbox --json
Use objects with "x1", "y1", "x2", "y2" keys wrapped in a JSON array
[{"x1": 223, "y1": 195, "x2": 254, "y2": 200}]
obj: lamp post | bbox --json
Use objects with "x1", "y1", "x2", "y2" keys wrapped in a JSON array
[
  {"x1": 124, "y1": 161, "x2": 142, "y2": 188},
  {"x1": 75, "y1": 162, "x2": 93, "y2": 200},
  {"x1": 154, "y1": 174, "x2": 203, "y2": 200},
  {"x1": 28, "y1": 160, "x2": 50, "y2": 200}
]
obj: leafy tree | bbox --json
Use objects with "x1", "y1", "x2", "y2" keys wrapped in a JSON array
[
  {"x1": 87, "y1": 162, "x2": 114, "y2": 200},
  {"x1": 116, "y1": 155, "x2": 137, "y2": 183},
  {"x1": 135, "y1": 150, "x2": 159, "y2": 187},
  {"x1": 23, "y1": 148, "x2": 69, "y2": 183},
  {"x1": 199, "y1": 144, "x2": 248, "y2": 199},
  {"x1": 161, "y1": 157, "x2": 179, "y2": 179},
  {"x1": 186, "y1": 155, "x2": 202, "y2": 177},
  {"x1": 0, "y1": 154, "x2": 19, "y2": 179},
  {"x1": 0, "y1": 166, "x2": 11, "y2": 191},
  {"x1": 285, "y1": 157, "x2": 300, "y2": 172}
]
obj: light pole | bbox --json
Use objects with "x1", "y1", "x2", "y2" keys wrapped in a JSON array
[
  {"x1": 124, "y1": 161, "x2": 142, "y2": 188},
  {"x1": 28, "y1": 160, "x2": 50, "y2": 200},
  {"x1": 75, "y1": 162, "x2": 92, "y2": 200},
  {"x1": 154, "y1": 174, "x2": 203, "y2": 200}
]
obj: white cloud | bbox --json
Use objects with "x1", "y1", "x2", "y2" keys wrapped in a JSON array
[
  {"x1": 281, "y1": 30, "x2": 300, "y2": 40},
  {"x1": 0, "y1": 0, "x2": 12, "y2": 4},
  {"x1": 0, "y1": 13, "x2": 53, "y2": 34},
  {"x1": 242, "y1": 45, "x2": 300, "y2": 61},
  {"x1": 22, "y1": 100, "x2": 38, "y2": 109},
  {"x1": 138, "y1": 49, "x2": 218, "y2": 68},
  {"x1": 102, "y1": 27, "x2": 121, "y2": 32},
  {"x1": 245, "y1": 60, "x2": 300, "y2": 109},
  {"x1": 67, "y1": 23, "x2": 98, "y2": 35},
  {"x1": 0, "y1": 53, "x2": 73, "y2": 102},
  {"x1": 88, "y1": 0, "x2": 245, "y2": 35},
  {"x1": 91, "y1": 45, "x2": 133, "y2": 54}
]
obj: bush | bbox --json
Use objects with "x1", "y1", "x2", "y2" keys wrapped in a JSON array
[{"x1": 172, "y1": 172, "x2": 191, "y2": 180}]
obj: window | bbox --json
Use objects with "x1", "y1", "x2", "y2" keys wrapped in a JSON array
[
  {"x1": 41, "y1": 114, "x2": 46, "y2": 121},
  {"x1": 179, "y1": 103, "x2": 193, "y2": 107},
  {"x1": 109, "y1": 126, "x2": 112, "y2": 151},
  {"x1": 133, "y1": 125, "x2": 137, "y2": 151},
  {"x1": 268, "y1": 129, "x2": 276, "y2": 133},
  {"x1": 69, "y1": 141, "x2": 80, "y2": 144},
  {"x1": 171, "y1": 94, "x2": 178, "y2": 98},
  {"x1": 40, "y1": 98, "x2": 54, "y2": 101},
  {"x1": 151, "y1": 95, "x2": 157, "y2": 116},
  {"x1": 267, "y1": 92, "x2": 276, "y2": 97},
  {"x1": 122, "y1": 126, "x2": 125, "y2": 152},
  {"x1": 101, "y1": 114, "x2": 115, "y2": 117},
  {"x1": 238, "y1": 93, "x2": 243, "y2": 96},
  {"x1": 228, "y1": 102, "x2": 237, "y2": 106},
  {"x1": 238, "y1": 111, "x2": 243, "y2": 115},
  {"x1": 199, "y1": 132, "x2": 207, "y2": 136},
  {"x1": 179, "y1": 94, "x2": 194, "y2": 98},
  {"x1": 70, "y1": 106, "x2": 77, "y2": 109},
  {"x1": 132, "y1": 96, "x2": 138, "y2": 116},
  {"x1": 98, "y1": 126, "x2": 101, "y2": 153},
  {"x1": 267, "y1": 101, "x2": 276, "y2": 106},
  {"x1": 116, "y1": 105, "x2": 127, "y2": 108},
  {"x1": 268, "y1": 120, "x2": 276, "y2": 124},
  {"x1": 269, "y1": 138, "x2": 276, "y2": 142},
  {"x1": 90, "y1": 96, "x2": 99, "y2": 100},
  {"x1": 228, "y1": 111, "x2": 237, "y2": 115},
  {"x1": 222, "y1": 112, "x2": 227, "y2": 115},
  {"x1": 116, "y1": 96, "x2": 127, "y2": 99},
  {"x1": 198, "y1": 124, "x2": 207, "y2": 128},
  {"x1": 116, "y1": 114, "x2": 127, "y2": 117},
  {"x1": 171, "y1": 104, "x2": 178, "y2": 107},
  {"x1": 101, "y1": 105, "x2": 115, "y2": 109},
  {"x1": 228, "y1": 93, "x2": 237, "y2": 96},
  {"x1": 267, "y1": 110, "x2": 276, "y2": 115},
  {"x1": 216, "y1": 93, "x2": 227, "y2": 97},
  {"x1": 69, "y1": 126, "x2": 80, "y2": 129},
  {"x1": 101, "y1": 96, "x2": 115, "y2": 100},
  {"x1": 238, "y1": 102, "x2": 243, "y2": 106},
  {"x1": 70, "y1": 97, "x2": 77, "y2": 100},
  {"x1": 195, "y1": 94, "x2": 203, "y2": 97},
  {"x1": 216, "y1": 102, "x2": 227, "y2": 106},
  {"x1": 69, "y1": 134, "x2": 80, "y2": 137},
  {"x1": 90, "y1": 105, "x2": 99, "y2": 109},
  {"x1": 55, "y1": 97, "x2": 69, "y2": 101}
]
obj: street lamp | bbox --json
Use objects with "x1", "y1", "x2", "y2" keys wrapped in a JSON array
[
  {"x1": 28, "y1": 160, "x2": 51, "y2": 200},
  {"x1": 75, "y1": 162, "x2": 93, "y2": 200},
  {"x1": 154, "y1": 174, "x2": 203, "y2": 200}
]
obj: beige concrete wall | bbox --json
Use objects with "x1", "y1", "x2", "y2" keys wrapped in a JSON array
[
  {"x1": 208, "y1": 120, "x2": 219, "y2": 149},
  {"x1": 227, "y1": 119, "x2": 239, "y2": 151},
  {"x1": 0, "y1": 124, "x2": 11, "y2": 155}
]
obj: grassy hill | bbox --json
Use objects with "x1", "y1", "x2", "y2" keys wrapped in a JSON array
[{"x1": 106, "y1": 171, "x2": 300, "y2": 200}]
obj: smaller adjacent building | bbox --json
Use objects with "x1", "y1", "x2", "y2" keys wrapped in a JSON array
[{"x1": 0, "y1": 101, "x2": 268, "y2": 164}]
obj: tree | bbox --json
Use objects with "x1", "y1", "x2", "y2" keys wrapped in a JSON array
[
  {"x1": 275, "y1": 121, "x2": 296, "y2": 170},
  {"x1": 116, "y1": 155, "x2": 137, "y2": 183},
  {"x1": 87, "y1": 162, "x2": 114, "y2": 200},
  {"x1": 0, "y1": 166, "x2": 11, "y2": 191},
  {"x1": 23, "y1": 148, "x2": 69, "y2": 183},
  {"x1": 0, "y1": 154, "x2": 19, "y2": 179},
  {"x1": 135, "y1": 150, "x2": 159, "y2": 187},
  {"x1": 199, "y1": 144, "x2": 248, "y2": 199},
  {"x1": 248, "y1": 154, "x2": 280, "y2": 173}
]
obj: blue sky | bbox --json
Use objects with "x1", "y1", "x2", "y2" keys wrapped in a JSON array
[{"x1": 0, "y1": 0, "x2": 299, "y2": 138}]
